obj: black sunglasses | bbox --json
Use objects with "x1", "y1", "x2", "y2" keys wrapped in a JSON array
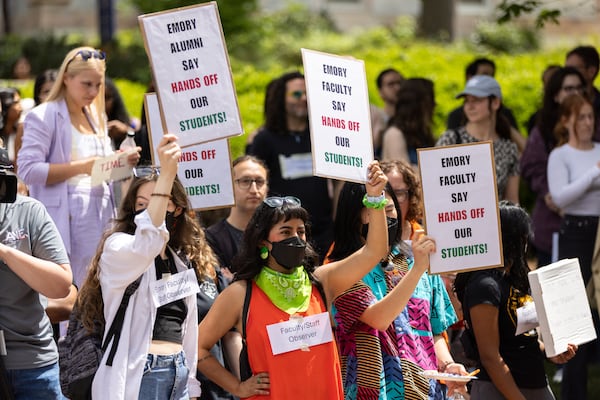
[{"x1": 67, "y1": 49, "x2": 106, "y2": 67}]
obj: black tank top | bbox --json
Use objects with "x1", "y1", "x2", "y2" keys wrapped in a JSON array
[{"x1": 152, "y1": 253, "x2": 188, "y2": 344}]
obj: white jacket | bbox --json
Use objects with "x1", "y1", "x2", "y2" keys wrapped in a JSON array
[{"x1": 92, "y1": 211, "x2": 201, "y2": 399}]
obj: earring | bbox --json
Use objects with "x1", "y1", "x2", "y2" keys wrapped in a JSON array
[{"x1": 260, "y1": 246, "x2": 269, "y2": 260}]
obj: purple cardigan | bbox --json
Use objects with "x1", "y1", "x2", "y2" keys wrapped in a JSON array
[
  {"x1": 18, "y1": 99, "x2": 74, "y2": 254},
  {"x1": 520, "y1": 126, "x2": 561, "y2": 254}
]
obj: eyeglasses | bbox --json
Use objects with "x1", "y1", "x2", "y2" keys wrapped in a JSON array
[
  {"x1": 393, "y1": 189, "x2": 410, "y2": 203},
  {"x1": 133, "y1": 166, "x2": 160, "y2": 178},
  {"x1": 287, "y1": 90, "x2": 306, "y2": 100},
  {"x1": 264, "y1": 196, "x2": 301, "y2": 208},
  {"x1": 235, "y1": 177, "x2": 266, "y2": 190},
  {"x1": 561, "y1": 84, "x2": 584, "y2": 93}
]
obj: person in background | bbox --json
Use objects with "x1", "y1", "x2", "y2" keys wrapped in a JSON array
[
  {"x1": 370, "y1": 68, "x2": 404, "y2": 158},
  {"x1": 454, "y1": 201, "x2": 577, "y2": 400},
  {"x1": 565, "y1": 45, "x2": 600, "y2": 115},
  {"x1": 205, "y1": 155, "x2": 269, "y2": 278},
  {"x1": 437, "y1": 75, "x2": 520, "y2": 204},
  {"x1": 547, "y1": 93, "x2": 600, "y2": 400},
  {"x1": 247, "y1": 71, "x2": 334, "y2": 261},
  {"x1": 381, "y1": 78, "x2": 436, "y2": 169},
  {"x1": 0, "y1": 147, "x2": 73, "y2": 399},
  {"x1": 197, "y1": 162, "x2": 389, "y2": 400},
  {"x1": 327, "y1": 181, "x2": 463, "y2": 400},
  {"x1": 0, "y1": 87, "x2": 23, "y2": 163},
  {"x1": 11, "y1": 56, "x2": 33, "y2": 81},
  {"x1": 525, "y1": 64, "x2": 561, "y2": 135},
  {"x1": 18, "y1": 46, "x2": 141, "y2": 287},
  {"x1": 105, "y1": 77, "x2": 140, "y2": 149},
  {"x1": 520, "y1": 67, "x2": 589, "y2": 268},
  {"x1": 79, "y1": 135, "x2": 201, "y2": 399}
]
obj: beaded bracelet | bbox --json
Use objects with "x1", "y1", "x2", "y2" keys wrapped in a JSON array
[
  {"x1": 362, "y1": 192, "x2": 388, "y2": 209},
  {"x1": 151, "y1": 193, "x2": 171, "y2": 198}
]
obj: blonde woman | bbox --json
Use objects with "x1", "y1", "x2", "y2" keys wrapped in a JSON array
[{"x1": 18, "y1": 46, "x2": 140, "y2": 286}]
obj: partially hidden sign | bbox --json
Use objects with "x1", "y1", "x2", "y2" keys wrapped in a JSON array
[
  {"x1": 145, "y1": 93, "x2": 234, "y2": 210},
  {"x1": 418, "y1": 141, "x2": 503, "y2": 274},
  {"x1": 139, "y1": 2, "x2": 243, "y2": 148},
  {"x1": 302, "y1": 48, "x2": 373, "y2": 183}
]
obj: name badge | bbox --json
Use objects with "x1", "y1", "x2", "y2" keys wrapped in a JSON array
[
  {"x1": 266, "y1": 312, "x2": 333, "y2": 355},
  {"x1": 515, "y1": 301, "x2": 539, "y2": 336},
  {"x1": 150, "y1": 268, "x2": 200, "y2": 308},
  {"x1": 279, "y1": 153, "x2": 313, "y2": 179}
]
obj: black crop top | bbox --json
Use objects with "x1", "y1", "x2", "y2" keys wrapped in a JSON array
[{"x1": 152, "y1": 253, "x2": 188, "y2": 344}]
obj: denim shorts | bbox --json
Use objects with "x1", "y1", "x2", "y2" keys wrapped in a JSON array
[
  {"x1": 139, "y1": 351, "x2": 189, "y2": 400},
  {"x1": 3, "y1": 361, "x2": 65, "y2": 400}
]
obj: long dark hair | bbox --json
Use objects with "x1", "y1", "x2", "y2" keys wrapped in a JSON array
[
  {"x1": 388, "y1": 78, "x2": 436, "y2": 148},
  {"x1": 328, "y1": 182, "x2": 402, "y2": 262},
  {"x1": 233, "y1": 201, "x2": 319, "y2": 281},
  {"x1": 33, "y1": 69, "x2": 57, "y2": 105},
  {"x1": 454, "y1": 201, "x2": 532, "y2": 301},
  {"x1": 264, "y1": 71, "x2": 305, "y2": 134},
  {"x1": 537, "y1": 66, "x2": 586, "y2": 152}
]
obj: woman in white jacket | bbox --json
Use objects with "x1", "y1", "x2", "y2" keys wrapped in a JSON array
[{"x1": 78, "y1": 134, "x2": 202, "y2": 399}]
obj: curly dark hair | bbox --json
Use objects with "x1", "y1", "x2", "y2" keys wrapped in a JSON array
[{"x1": 264, "y1": 71, "x2": 305, "y2": 134}]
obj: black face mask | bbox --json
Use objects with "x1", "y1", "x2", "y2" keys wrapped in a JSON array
[
  {"x1": 269, "y1": 236, "x2": 307, "y2": 270},
  {"x1": 165, "y1": 210, "x2": 178, "y2": 233},
  {"x1": 362, "y1": 217, "x2": 399, "y2": 247}
]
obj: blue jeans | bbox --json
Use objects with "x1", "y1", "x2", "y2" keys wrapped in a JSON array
[
  {"x1": 139, "y1": 351, "x2": 189, "y2": 400},
  {"x1": 4, "y1": 361, "x2": 65, "y2": 400}
]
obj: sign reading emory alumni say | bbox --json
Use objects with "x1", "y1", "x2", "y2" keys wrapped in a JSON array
[
  {"x1": 139, "y1": 2, "x2": 243, "y2": 148},
  {"x1": 301, "y1": 49, "x2": 373, "y2": 183},
  {"x1": 418, "y1": 141, "x2": 503, "y2": 274},
  {"x1": 145, "y1": 93, "x2": 234, "y2": 210}
]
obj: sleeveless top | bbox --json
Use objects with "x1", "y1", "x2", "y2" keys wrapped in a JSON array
[{"x1": 245, "y1": 281, "x2": 344, "y2": 400}]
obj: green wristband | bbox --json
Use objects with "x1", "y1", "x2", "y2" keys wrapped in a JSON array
[{"x1": 362, "y1": 193, "x2": 388, "y2": 209}]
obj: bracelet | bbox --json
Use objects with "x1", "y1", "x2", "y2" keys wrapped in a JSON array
[
  {"x1": 197, "y1": 354, "x2": 213, "y2": 363},
  {"x1": 439, "y1": 360, "x2": 455, "y2": 372},
  {"x1": 151, "y1": 193, "x2": 171, "y2": 198},
  {"x1": 362, "y1": 192, "x2": 388, "y2": 209}
]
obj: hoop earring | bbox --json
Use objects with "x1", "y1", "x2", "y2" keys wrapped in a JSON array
[{"x1": 260, "y1": 246, "x2": 269, "y2": 260}]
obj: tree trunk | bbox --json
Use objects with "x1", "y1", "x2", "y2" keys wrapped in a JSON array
[{"x1": 419, "y1": 0, "x2": 455, "y2": 41}]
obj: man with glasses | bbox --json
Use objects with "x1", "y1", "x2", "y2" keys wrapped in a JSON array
[
  {"x1": 565, "y1": 45, "x2": 600, "y2": 116},
  {"x1": 205, "y1": 156, "x2": 268, "y2": 277},
  {"x1": 247, "y1": 71, "x2": 335, "y2": 262},
  {"x1": 370, "y1": 68, "x2": 404, "y2": 158}
]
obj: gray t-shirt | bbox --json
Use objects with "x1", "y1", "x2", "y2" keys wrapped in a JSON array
[{"x1": 0, "y1": 196, "x2": 70, "y2": 369}]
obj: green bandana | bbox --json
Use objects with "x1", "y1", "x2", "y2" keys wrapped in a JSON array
[{"x1": 255, "y1": 266, "x2": 312, "y2": 314}]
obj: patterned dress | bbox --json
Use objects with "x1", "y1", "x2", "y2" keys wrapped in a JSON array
[{"x1": 333, "y1": 244, "x2": 458, "y2": 400}]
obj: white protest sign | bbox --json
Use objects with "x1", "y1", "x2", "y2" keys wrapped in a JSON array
[
  {"x1": 145, "y1": 93, "x2": 234, "y2": 210},
  {"x1": 418, "y1": 142, "x2": 502, "y2": 274},
  {"x1": 90, "y1": 148, "x2": 138, "y2": 187},
  {"x1": 139, "y1": 2, "x2": 243, "y2": 148},
  {"x1": 301, "y1": 48, "x2": 373, "y2": 183}
]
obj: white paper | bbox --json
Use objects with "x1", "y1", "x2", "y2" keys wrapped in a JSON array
[
  {"x1": 266, "y1": 312, "x2": 333, "y2": 355},
  {"x1": 528, "y1": 258, "x2": 597, "y2": 357},
  {"x1": 515, "y1": 301, "x2": 539, "y2": 335},
  {"x1": 150, "y1": 269, "x2": 200, "y2": 308},
  {"x1": 90, "y1": 148, "x2": 138, "y2": 186}
]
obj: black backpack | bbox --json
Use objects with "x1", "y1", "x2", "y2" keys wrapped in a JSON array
[{"x1": 58, "y1": 277, "x2": 141, "y2": 400}]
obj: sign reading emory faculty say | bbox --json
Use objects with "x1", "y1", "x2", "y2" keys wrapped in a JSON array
[
  {"x1": 139, "y1": 2, "x2": 243, "y2": 148},
  {"x1": 418, "y1": 141, "x2": 503, "y2": 274},
  {"x1": 302, "y1": 49, "x2": 373, "y2": 183}
]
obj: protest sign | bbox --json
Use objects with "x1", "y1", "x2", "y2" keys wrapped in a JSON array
[
  {"x1": 139, "y1": 2, "x2": 243, "y2": 147},
  {"x1": 90, "y1": 148, "x2": 138, "y2": 187},
  {"x1": 418, "y1": 141, "x2": 502, "y2": 274},
  {"x1": 301, "y1": 48, "x2": 373, "y2": 183},
  {"x1": 528, "y1": 258, "x2": 597, "y2": 357},
  {"x1": 145, "y1": 93, "x2": 234, "y2": 210}
]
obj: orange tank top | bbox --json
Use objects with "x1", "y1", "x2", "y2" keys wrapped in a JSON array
[{"x1": 245, "y1": 282, "x2": 344, "y2": 400}]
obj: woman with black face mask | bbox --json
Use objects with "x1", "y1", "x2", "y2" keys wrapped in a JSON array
[
  {"x1": 77, "y1": 134, "x2": 205, "y2": 399},
  {"x1": 197, "y1": 161, "x2": 390, "y2": 400},
  {"x1": 326, "y1": 181, "x2": 467, "y2": 400}
]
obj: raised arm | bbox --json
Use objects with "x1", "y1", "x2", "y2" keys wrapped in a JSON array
[{"x1": 315, "y1": 161, "x2": 389, "y2": 301}]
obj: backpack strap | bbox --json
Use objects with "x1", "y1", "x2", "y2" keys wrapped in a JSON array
[
  {"x1": 242, "y1": 279, "x2": 252, "y2": 341},
  {"x1": 102, "y1": 276, "x2": 142, "y2": 366}
]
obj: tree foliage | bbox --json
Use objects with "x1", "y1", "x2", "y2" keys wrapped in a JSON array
[{"x1": 496, "y1": 1, "x2": 560, "y2": 28}]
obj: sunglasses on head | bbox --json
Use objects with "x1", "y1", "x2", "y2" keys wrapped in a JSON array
[
  {"x1": 67, "y1": 49, "x2": 106, "y2": 67},
  {"x1": 264, "y1": 196, "x2": 301, "y2": 208},
  {"x1": 288, "y1": 90, "x2": 306, "y2": 100},
  {"x1": 133, "y1": 166, "x2": 160, "y2": 178}
]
